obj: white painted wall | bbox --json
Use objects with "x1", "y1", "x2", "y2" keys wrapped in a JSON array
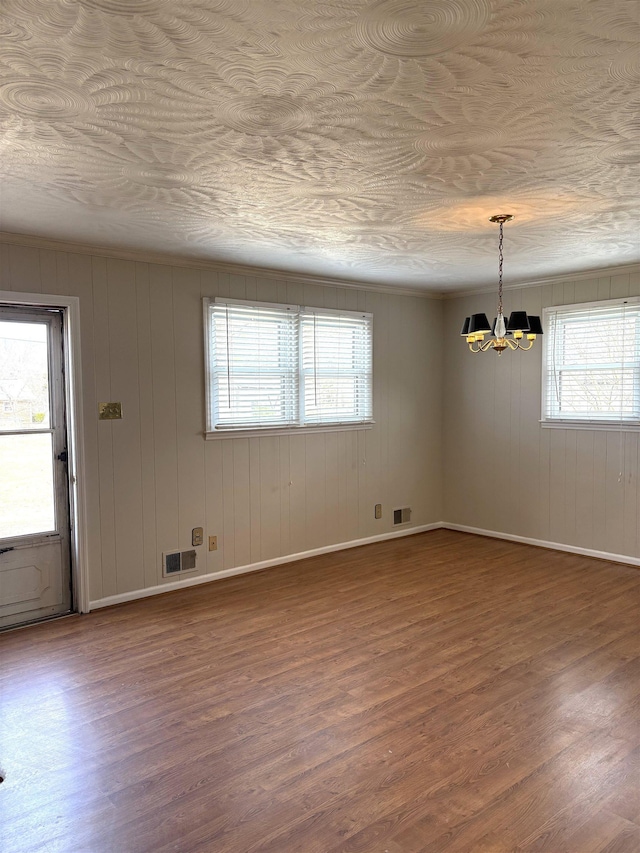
[
  {"x1": 443, "y1": 270, "x2": 640, "y2": 562},
  {"x1": 0, "y1": 241, "x2": 444, "y2": 603}
]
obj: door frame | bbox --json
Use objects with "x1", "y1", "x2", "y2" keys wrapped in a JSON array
[{"x1": 0, "y1": 290, "x2": 89, "y2": 614}]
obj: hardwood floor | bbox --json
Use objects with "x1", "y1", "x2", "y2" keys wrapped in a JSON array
[{"x1": 1, "y1": 529, "x2": 639, "y2": 852}]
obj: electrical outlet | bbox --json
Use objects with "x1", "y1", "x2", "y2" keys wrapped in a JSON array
[
  {"x1": 374, "y1": 503, "x2": 382, "y2": 519},
  {"x1": 192, "y1": 527, "x2": 203, "y2": 547},
  {"x1": 208, "y1": 535, "x2": 218, "y2": 551}
]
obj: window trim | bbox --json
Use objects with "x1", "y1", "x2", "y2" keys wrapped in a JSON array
[
  {"x1": 204, "y1": 422, "x2": 375, "y2": 440},
  {"x1": 203, "y1": 297, "x2": 374, "y2": 438},
  {"x1": 541, "y1": 296, "x2": 640, "y2": 430}
]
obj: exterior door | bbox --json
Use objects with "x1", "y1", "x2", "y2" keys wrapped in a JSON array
[{"x1": 0, "y1": 305, "x2": 72, "y2": 629}]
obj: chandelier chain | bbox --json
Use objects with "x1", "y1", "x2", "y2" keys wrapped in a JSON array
[
  {"x1": 462, "y1": 213, "x2": 542, "y2": 355},
  {"x1": 498, "y1": 220, "x2": 504, "y2": 315}
]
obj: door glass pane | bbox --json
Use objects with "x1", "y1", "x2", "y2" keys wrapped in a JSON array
[
  {"x1": 0, "y1": 321, "x2": 50, "y2": 430},
  {"x1": 0, "y1": 433, "x2": 55, "y2": 538}
]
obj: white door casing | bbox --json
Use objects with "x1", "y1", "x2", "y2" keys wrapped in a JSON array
[{"x1": 0, "y1": 291, "x2": 89, "y2": 623}]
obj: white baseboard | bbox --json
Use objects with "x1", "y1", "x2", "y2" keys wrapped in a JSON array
[
  {"x1": 89, "y1": 520, "x2": 639, "y2": 611},
  {"x1": 442, "y1": 522, "x2": 640, "y2": 569},
  {"x1": 89, "y1": 522, "x2": 442, "y2": 610}
]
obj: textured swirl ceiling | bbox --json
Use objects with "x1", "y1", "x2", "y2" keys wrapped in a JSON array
[{"x1": 0, "y1": 0, "x2": 638, "y2": 291}]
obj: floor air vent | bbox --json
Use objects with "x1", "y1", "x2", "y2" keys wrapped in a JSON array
[
  {"x1": 163, "y1": 549, "x2": 197, "y2": 577},
  {"x1": 393, "y1": 507, "x2": 412, "y2": 525}
]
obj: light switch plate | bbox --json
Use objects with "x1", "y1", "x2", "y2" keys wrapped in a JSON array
[
  {"x1": 192, "y1": 527, "x2": 203, "y2": 547},
  {"x1": 98, "y1": 402, "x2": 122, "y2": 420}
]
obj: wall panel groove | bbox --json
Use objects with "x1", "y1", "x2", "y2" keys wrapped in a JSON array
[
  {"x1": 444, "y1": 274, "x2": 640, "y2": 561},
  {"x1": 2, "y1": 238, "x2": 636, "y2": 599}
]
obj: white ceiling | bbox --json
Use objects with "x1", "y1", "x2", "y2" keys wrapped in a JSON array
[{"x1": 0, "y1": 0, "x2": 638, "y2": 293}]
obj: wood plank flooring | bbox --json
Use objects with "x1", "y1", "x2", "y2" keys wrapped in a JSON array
[{"x1": 1, "y1": 529, "x2": 639, "y2": 852}]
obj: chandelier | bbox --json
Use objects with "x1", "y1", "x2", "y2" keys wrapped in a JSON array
[{"x1": 461, "y1": 214, "x2": 543, "y2": 354}]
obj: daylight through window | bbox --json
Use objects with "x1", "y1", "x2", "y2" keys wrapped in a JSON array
[
  {"x1": 543, "y1": 299, "x2": 640, "y2": 424},
  {"x1": 205, "y1": 299, "x2": 373, "y2": 434}
]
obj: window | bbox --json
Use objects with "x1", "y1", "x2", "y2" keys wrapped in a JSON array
[
  {"x1": 205, "y1": 298, "x2": 373, "y2": 435},
  {"x1": 542, "y1": 298, "x2": 640, "y2": 425}
]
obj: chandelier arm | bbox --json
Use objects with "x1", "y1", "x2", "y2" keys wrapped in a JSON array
[
  {"x1": 468, "y1": 342, "x2": 482, "y2": 353},
  {"x1": 479, "y1": 338, "x2": 495, "y2": 352},
  {"x1": 516, "y1": 339, "x2": 535, "y2": 351},
  {"x1": 505, "y1": 338, "x2": 519, "y2": 350}
]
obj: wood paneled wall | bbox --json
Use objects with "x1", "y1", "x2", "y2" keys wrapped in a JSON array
[
  {"x1": 0, "y1": 242, "x2": 444, "y2": 602},
  {"x1": 443, "y1": 270, "x2": 640, "y2": 561}
]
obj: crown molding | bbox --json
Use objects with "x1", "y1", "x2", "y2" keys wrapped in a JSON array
[
  {"x1": 0, "y1": 231, "x2": 441, "y2": 300},
  {"x1": 3, "y1": 230, "x2": 636, "y2": 302},
  {"x1": 442, "y1": 262, "x2": 640, "y2": 299}
]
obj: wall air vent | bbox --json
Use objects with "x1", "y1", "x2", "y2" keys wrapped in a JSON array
[
  {"x1": 162, "y1": 549, "x2": 197, "y2": 578},
  {"x1": 393, "y1": 507, "x2": 412, "y2": 525}
]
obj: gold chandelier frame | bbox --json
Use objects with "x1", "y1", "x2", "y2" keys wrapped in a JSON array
[{"x1": 461, "y1": 214, "x2": 543, "y2": 355}]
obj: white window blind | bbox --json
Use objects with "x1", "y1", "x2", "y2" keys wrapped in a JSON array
[
  {"x1": 301, "y1": 308, "x2": 373, "y2": 425},
  {"x1": 205, "y1": 299, "x2": 373, "y2": 433},
  {"x1": 543, "y1": 299, "x2": 640, "y2": 423},
  {"x1": 209, "y1": 300, "x2": 299, "y2": 429}
]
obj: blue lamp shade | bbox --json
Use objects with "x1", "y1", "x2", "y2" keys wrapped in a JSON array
[
  {"x1": 527, "y1": 315, "x2": 544, "y2": 335},
  {"x1": 468, "y1": 313, "x2": 491, "y2": 335},
  {"x1": 461, "y1": 317, "x2": 471, "y2": 336},
  {"x1": 506, "y1": 311, "x2": 530, "y2": 332}
]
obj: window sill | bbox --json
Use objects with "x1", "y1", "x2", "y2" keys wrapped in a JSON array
[
  {"x1": 540, "y1": 419, "x2": 640, "y2": 432},
  {"x1": 205, "y1": 422, "x2": 375, "y2": 440}
]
